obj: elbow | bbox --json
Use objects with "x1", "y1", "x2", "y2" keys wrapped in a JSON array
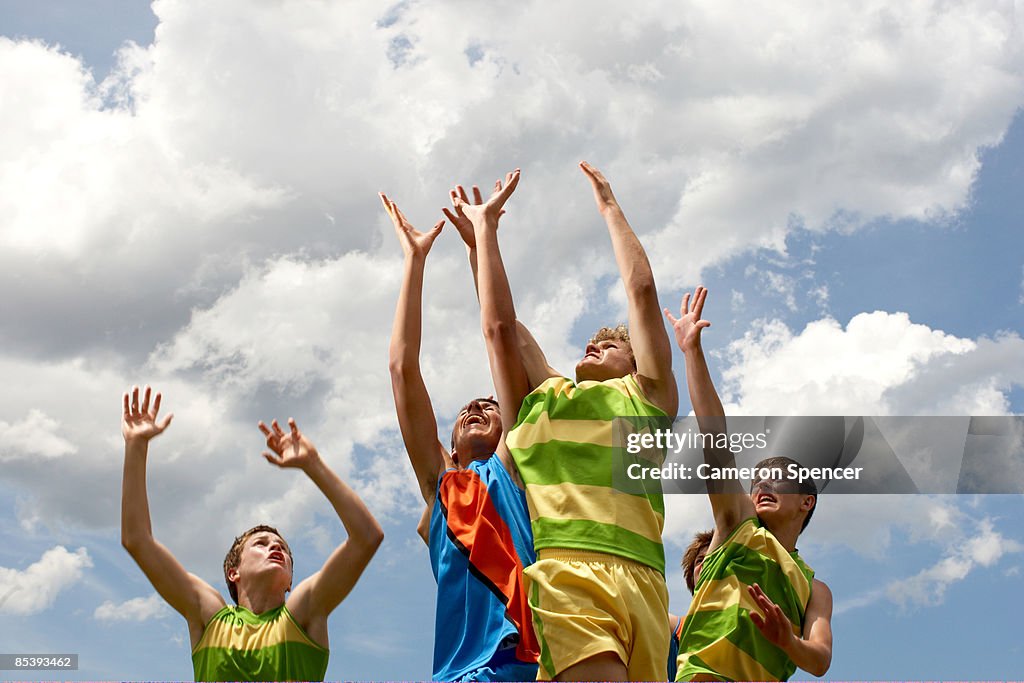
[
  {"x1": 388, "y1": 353, "x2": 415, "y2": 382},
  {"x1": 121, "y1": 530, "x2": 143, "y2": 556},
  {"x1": 482, "y1": 318, "x2": 516, "y2": 346},
  {"x1": 362, "y1": 523, "x2": 385, "y2": 552},
  {"x1": 807, "y1": 650, "x2": 832, "y2": 677},
  {"x1": 626, "y1": 273, "x2": 656, "y2": 300}
]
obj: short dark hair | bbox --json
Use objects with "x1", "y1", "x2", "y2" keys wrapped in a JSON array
[
  {"x1": 449, "y1": 397, "x2": 500, "y2": 453},
  {"x1": 223, "y1": 524, "x2": 293, "y2": 604},
  {"x1": 752, "y1": 456, "x2": 818, "y2": 531},
  {"x1": 681, "y1": 529, "x2": 713, "y2": 594}
]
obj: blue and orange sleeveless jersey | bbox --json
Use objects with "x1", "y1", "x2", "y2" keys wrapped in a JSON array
[{"x1": 429, "y1": 456, "x2": 539, "y2": 681}]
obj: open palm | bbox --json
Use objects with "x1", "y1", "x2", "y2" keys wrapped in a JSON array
[
  {"x1": 121, "y1": 385, "x2": 173, "y2": 442},
  {"x1": 664, "y1": 286, "x2": 711, "y2": 353},
  {"x1": 259, "y1": 418, "x2": 319, "y2": 470},
  {"x1": 380, "y1": 192, "x2": 443, "y2": 258}
]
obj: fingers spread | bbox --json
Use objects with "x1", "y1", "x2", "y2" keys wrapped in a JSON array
[
  {"x1": 471, "y1": 185, "x2": 482, "y2": 204},
  {"x1": 152, "y1": 392, "x2": 162, "y2": 418},
  {"x1": 694, "y1": 287, "x2": 708, "y2": 316}
]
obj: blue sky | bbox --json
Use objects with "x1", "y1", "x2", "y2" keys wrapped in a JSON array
[{"x1": 0, "y1": 1, "x2": 1022, "y2": 680}]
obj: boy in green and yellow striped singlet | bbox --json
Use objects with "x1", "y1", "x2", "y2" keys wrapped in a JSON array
[
  {"x1": 120, "y1": 386, "x2": 383, "y2": 681},
  {"x1": 665, "y1": 288, "x2": 834, "y2": 681},
  {"x1": 457, "y1": 163, "x2": 678, "y2": 681}
]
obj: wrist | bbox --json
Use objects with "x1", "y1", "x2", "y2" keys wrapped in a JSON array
[
  {"x1": 124, "y1": 437, "x2": 151, "y2": 454},
  {"x1": 404, "y1": 251, "x2": 427, "y2": 267},
  {"x1": 599, "y1": 202, "x2": 623, "y2": 218},
  {"x1": 681, "y1": 341, "x2": 703, "y2": 355},
  {"x1": 300, "y1": 452, "x2": 326, "y2": 475}
]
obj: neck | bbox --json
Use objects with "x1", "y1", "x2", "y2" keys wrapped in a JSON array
[
  {"x1": 763, "y1": 519, "x2": 801, "y2": 553},
  {"x1": 237, "y1": 588, "x2": 287, "y2": 615}
]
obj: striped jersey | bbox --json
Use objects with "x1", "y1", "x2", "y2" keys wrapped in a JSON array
[
  {"x1": 191, "y1": 604, "x2": 328, "y2": 681},
  {"x1": 506, "y1": 375, "x2": 669, "y2": 574},
  {"x1": 429, "y1": 456, "x2": 539, "y2": 681},
  {"x1": 675, "y1": 517, "x2": 815, "y2": 682}
]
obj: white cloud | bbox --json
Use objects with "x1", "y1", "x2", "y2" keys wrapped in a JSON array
[
  {"x1": 885, "y1": 518, "x2": 1022, "y2": 609},
  {"x1": 94, "y1": 593, "x2": 171, "y2": 622},
  {"x1": 0, "y1": 0, "x2": 1022, "y2": 590},
  {"x1": 720, "y1": 311, "x2": 1023, "y2": 415},
  {"x1": 0, "y1": 410, "x2": 76, "y2": 460},
  {"x1": 0, "y1": 546, "x2": 92, "y2": 615}
]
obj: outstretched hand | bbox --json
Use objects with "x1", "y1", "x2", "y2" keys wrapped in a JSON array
[
  {"x1": 451, "y1": 169, "x2": 520, "y2": 230},
  {"x1": 748, "y1": 583, "x2": 797, "y2": 649},
  {"x1": 579, "y1": 161, "x2": 620, "y2": 214},
  {"x1": 381, "y1": 193, "x2": 443, "y2": 259},
  {"x1": 443, "y1": 184, "x2": 505, "y2": 249},
  {"x1": 122, "y1": 385, "x2": 173, "y2": 443},
  {"x1": 259, "y1": 418, "x2": 320, "y2": 471},
  {"x1": 664, "y1": 286, "x2": 711, "y2": 354}
]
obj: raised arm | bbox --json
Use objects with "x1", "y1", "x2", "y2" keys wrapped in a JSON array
[
  {"x1": 383, "y1": 193, "x2": 451, "y2": 505},
  {"x1": 266, "y1": 419, "x2": 384, "y2": 643},
  {"x1": 580, "y1": 161, "x2": 677, "y2": 417},
  {"x1": 120, "y1": 386, "x2": 225, "y2": 648},
  {"x1": 665, "y1": 288, "x2": 754, "y2": 543},
  {"x1": 747, "y1": 580, "x2": 833, "y2": 676},
  {"x1": 443, "y1": 186, "x2": 561, "y2": 389},
  {"x1": 454, "y1": 170, "x2": 530, "y2": 440}
]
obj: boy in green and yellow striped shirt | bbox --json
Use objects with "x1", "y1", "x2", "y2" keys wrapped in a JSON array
[
  {"x1": 120, "y1": 386, "x2": 384, "y2": 681},
  {"x1": 458, "y1": 163, "x2": 678, "y2": 680},
  {"x1": 666, "y1": 288, "x2": 834, "y2": 681}
]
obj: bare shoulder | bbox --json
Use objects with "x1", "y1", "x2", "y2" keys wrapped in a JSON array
[
  {"x1": 185, "y1": 576, "x2": 227, "y2": 648},
  {"x1": 811, "y1": 578, "x2": 833, "y2": 609}
]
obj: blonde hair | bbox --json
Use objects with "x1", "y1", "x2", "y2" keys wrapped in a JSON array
[{"x1": 589, "y1": 324, "x2": 635, "y2": 369}]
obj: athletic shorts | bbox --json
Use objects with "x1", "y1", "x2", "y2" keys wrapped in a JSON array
[{"x1": 524, "y1": 549, "x2": 670, "y2": 681}]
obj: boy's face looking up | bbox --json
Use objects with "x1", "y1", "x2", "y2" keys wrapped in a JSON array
[
  {"x1": 225, "y1": 527, "x2": 293, "y2": 603},
  {"x1": 575, "y1": 326, "x2": 636, "y2": 382},
  {"x1": 450, "y1": 398, "x2": 501, "y2": 466},
  {"x1": 749, "y1": 474, "x2": 816, "y2": 532}
]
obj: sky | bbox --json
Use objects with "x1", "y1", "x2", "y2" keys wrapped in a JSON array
[{"x1": 0, "y1": 0, "x2": 1022, "y2": 680}]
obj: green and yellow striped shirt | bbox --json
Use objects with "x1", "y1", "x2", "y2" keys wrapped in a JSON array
[
  {"x1": 676, "y1": 517, "x2": 814, "y2": 682},
  {"x1": 507, "y1": 374, "x2": 669, "y2": 574},
  {"x1": 192, "y1": 604, "x2": 328, "y2": 682}
]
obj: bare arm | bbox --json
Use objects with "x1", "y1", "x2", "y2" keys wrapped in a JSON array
[
  {"x1": 266, "y1": 420, "x2": 383, "y2": 640},
  {"x1": 580, "y1": 161, "x2": 677, "y2": 417},
  {"x1": 444, "y1": 186, "x2": 561, "y2": 390},
  {"x1": 666, "y1": 288, "x2": 754, "y2": 543},
  {"x1": 455, "y1": 170, "x2": 530, "y2": 441},
  {"x1": 383, "y1": 194, "x2": 452, "y2": 505},
  {"x1": 515, "y1": 320, "x2": 562, "y2": 388},
  {"x1": 120, "y1": 386, "x2": 225, "y2": 648},
  {"x1": 748, "y1": 580, "x2": 833, "y2": 676}
]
